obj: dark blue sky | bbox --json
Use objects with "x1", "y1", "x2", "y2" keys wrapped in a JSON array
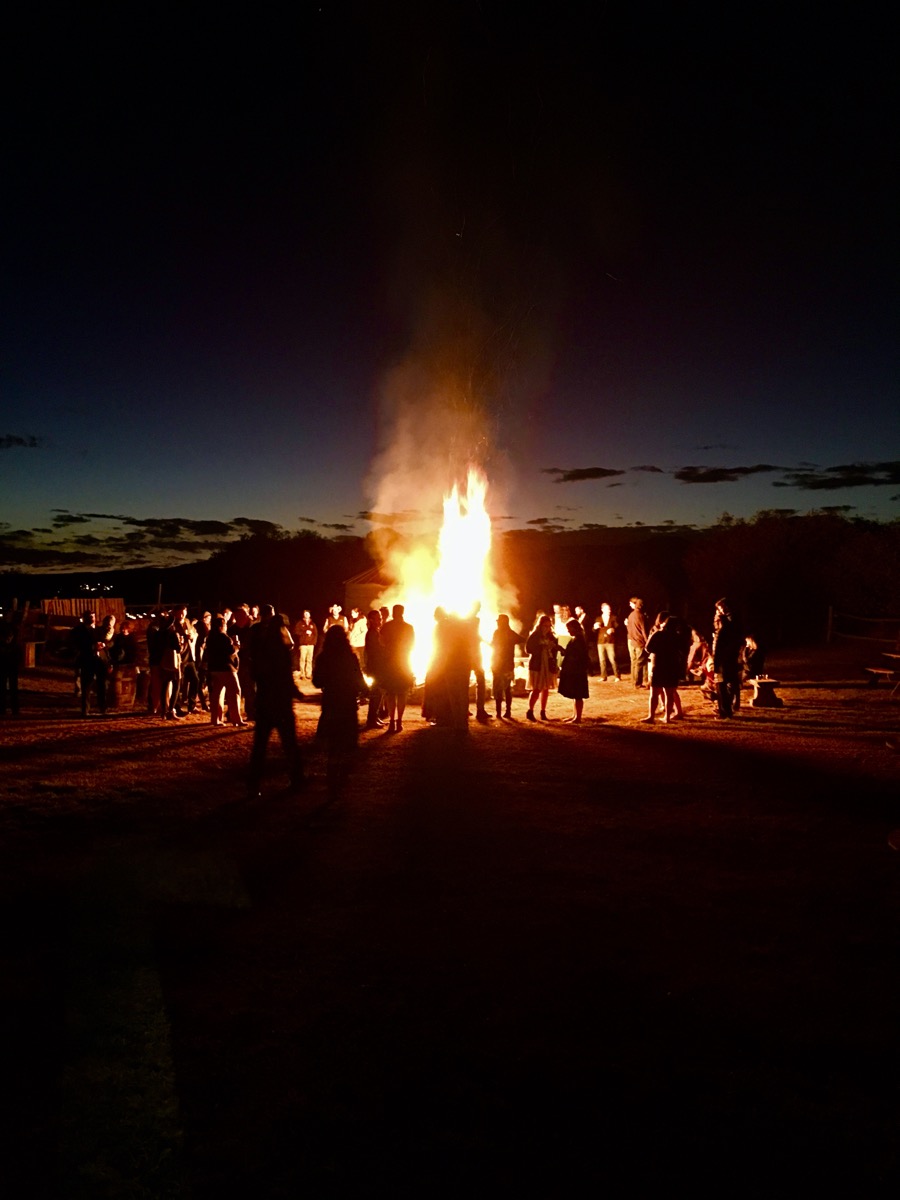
[{"x1": 2, "y1": 4, "x2": 897, "y2": 570}]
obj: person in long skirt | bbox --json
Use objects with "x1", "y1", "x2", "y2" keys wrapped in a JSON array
[{"x1": 525, "y1": 613, "x2": 559, "y2": 721}]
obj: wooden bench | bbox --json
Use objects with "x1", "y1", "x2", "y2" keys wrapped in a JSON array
[{"x1": 864, "y1": 666, "x2": 896, "y2": 686}]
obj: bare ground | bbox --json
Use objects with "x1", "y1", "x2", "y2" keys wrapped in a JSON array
[{"x1": 1, "y1": 643, "x2": 899, "y2": 1197}]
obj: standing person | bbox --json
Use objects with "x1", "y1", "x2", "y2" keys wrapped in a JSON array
[
  {"x1": 593, "y1": 602, "x2": 620, "y2": 682},
  {"x1": 380, "y1": 603, "x2": 415, "y2": 732},
  {"x1": 626, "y1": 597, "x2": 649, "y2": 689},
  {"x1": 70, "y1": 610, "x2": 106, "y2": 717},
  {"x1": 466, "y1": 604, "x2": 492, "y2": 722},
  {"x1": 347, "y1": 607, "x2": 368, "y2": 673},
  {"x1": 558, "y1": 618, "x2": 590, "y2": 723},
  {"x1": 525, "y1": 613, "x2": 559, "y2": 722},
  {"x1": 491, "y1": 614, "x2": 524, "y2": 719},
  {"x1": 642, "y1": 611, "x2": 683, "y2": 723},
  {"x1": 322, "y1": 603, "x2": 348, "y2": 635},
  {"x1": 231, "y1": 604, "x2": 257, "y2": 722},
  {"x1": 363, "y1": 609, "x2": 385, "y2": 729},
  {"x1": 294, "y1": 610, "x2": 318, "y2": 680},
  {"x1": 0, "y1": 609, "x2": 21, "y2": 717},
  {"x1": 248, "y1": 614, "x2": 305, "y2": 796},
  {"x1": 574, "y1": 605, "x2": 597, "y2": 675},
  {"x1": 176, "y1": 609, "x2": 201, "y2": 714},
  {"x1": 194, "y1": 612, "x2": 212, "y2": 711},
  {"x1": 95, "y1": 615, "x2": 116, "y2": 712},
  {"x1": 159, "y1": 611, "x2": 186, "y2": 720},
  {"x1": 313, "y1": 625, "x2": 365, "y2": 800},
  {"x1": 712, "y1": 597, "x2": 743, "y2": 719},
  {"x1": 205, "y1": 616, "x2": 243, "y2": 725}
]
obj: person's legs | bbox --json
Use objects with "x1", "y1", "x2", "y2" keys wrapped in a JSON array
[
  {"x1": 248, "y1": 717, "x2": 272, "y2": 791},
  {"x1": 209, "y1": 671, "x2": 226, "y2": 723},
  {"x1": 642, "y1": 685, "x2": 664, "y2": 722}
]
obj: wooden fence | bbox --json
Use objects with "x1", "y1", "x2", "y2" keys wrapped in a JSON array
[{"x1": 826, "y1": 607, "x2": 900, "y2": 646}]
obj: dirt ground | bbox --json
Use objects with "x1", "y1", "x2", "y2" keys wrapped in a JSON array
[{"x1": 2, "y1": 644, "x2": 899, "y2": 1196}]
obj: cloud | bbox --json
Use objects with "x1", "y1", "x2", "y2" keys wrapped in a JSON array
[
  {"x1": 0, "y1": 434, "x2": 42, "y2": 450},
  {"x1": 358, "y1": 509, "x2": 423, "y2": 526},
  {"x1": 52, "y1": 512, "x2": 92, "y2": 528},
  {"x1": 0, "y1": 510, "x2": 299, "y2": 572},
  {"x1": 542, "y1": 466, "x2": 626, "y2": 483},
  {"x1": 774, "y1": 461, "x2": 900, "y2": 491},
  {"x1": 675, "y1": 464, "x2": 779, "y2": 484},
  {"x1": 321, "y1": 522, "x2": 355, "y2": 532},
  {"x1": 630, "y1": 464, "x2": 665, "y2": 474},
  {"x1": 298, "y1": 516, "x2": 318, "y2": 525}
]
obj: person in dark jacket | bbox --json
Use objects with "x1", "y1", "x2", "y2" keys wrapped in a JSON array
[
  {"x1": 363, "y1": 609, "x2": 385, "y2": 729},
  {"x1": 642, "y1": 611, "x2": 684, "y2": 723},
  {"x1": 712, "y1": 597, "x2": 743, "y2": 719},
  {"x1": 558, "y1": 618, "x2": 590, "y2": 723},
  {"x1": 626, "y1": 597, "x2": 648, "y2": 688},
  {"x1": 248, "y1": 614, "x2": 304, "y2": 795},
  {"x1": 313, "y1": 625, "x2": 365, "y2": 799}
]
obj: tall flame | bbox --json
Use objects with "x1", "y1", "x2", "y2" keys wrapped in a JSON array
[{"x1": 378, "y1": 466, "x2": 500, "y2": 682}]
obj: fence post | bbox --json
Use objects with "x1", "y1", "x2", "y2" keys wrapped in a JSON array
[{"x1": 826, "y1": 605, "x2": 833, "y2": 644}]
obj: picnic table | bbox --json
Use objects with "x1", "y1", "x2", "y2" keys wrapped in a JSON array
[
  {"x1": 883, "y1": 652, "x2": 900, "y2": 698},
  {"x1": 865, "y1": 651, "x2": 900, "y2": 697}
]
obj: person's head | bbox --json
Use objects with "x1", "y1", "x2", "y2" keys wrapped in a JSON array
[
  {"x1": 601, "y1": 602, "x2": 611, "y2": 616},
  {"x1": 630, "y1": 597, "x2": 643, "y2": 610},
  {"x1": 268, "y1": 612, "x2": 291, "y2": 644},
  {"x1": 715, "y1": 596, "x2": 731, "y2": 616},
  {"x1": 329, "y1": 603, "x2": 342, "y2": 618},
  {"x1": 303, "y1": 609, "x2": 311, "y2": 621},
  {"x1": 497, "y1": 614, "x2": 510, "y2": 630},
  {"x1": 379, "y1": 606, "x2": 390, "y2": 622},
  {"x1": 367, "y1": 609, "x2": 382, "y2": 630},
  {"x1": 202, "y1": 611, "x2": 212, "y2": 628},
  {"x1": 323, "y1": 624, "x2": 350, "y2": 653},
  {"x1": 250, "y1": 605, "x2": 260, "y2": 621},
  {"x1": 174, "y1": 605, "x2": 187, "y2": 622},
  {"x1": 566, "y1": 618, "x2": 582, "y2": 638},
  {"x1": 214, "y1": 616, "x2": 227, "y2": 632},
  {"x1": 350, "y1": 607, "x2": 360, "y2": 620},
  {"x1": 392, "y1": 604, "x2": 404, "y2": 621},
  {"x1": 82, "y1": 610, "x2": 96, "y2": 625},
  {"x1": 260, "y1": 604, "x2": 275, "y2": 621},
  {"x1": 655, "y1": 611, "x2": 670, "y2": 627},
  {"x1": 535, "y1": 613, "x2": 552, "y2": 634}
]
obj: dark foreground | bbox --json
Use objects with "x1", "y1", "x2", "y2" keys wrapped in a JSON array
[{"x1": 2, "y1": 649, "x2": 899, "y2": 1196}]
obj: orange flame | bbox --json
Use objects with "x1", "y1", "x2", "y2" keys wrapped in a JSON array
[{"x1": 378, "y1": 467, "x2": 500, "y2": 682}]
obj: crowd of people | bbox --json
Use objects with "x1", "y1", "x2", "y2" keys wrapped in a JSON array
[{"x1": 0, "y1": 596, "x2": 764, "y2": 735}]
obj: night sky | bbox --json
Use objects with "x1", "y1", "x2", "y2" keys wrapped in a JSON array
[{"x1": 2, "y1": 4, "x2": 896, "y2": 570}]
